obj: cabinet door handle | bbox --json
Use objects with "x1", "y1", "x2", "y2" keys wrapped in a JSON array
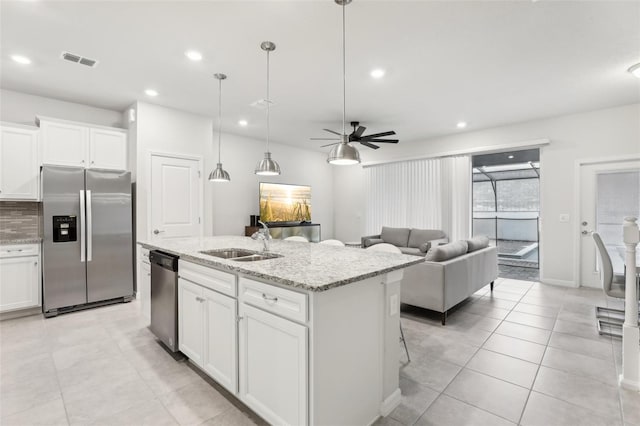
[
  {"x1": 34, "y1": 261, "x2": 38, "y2": 266},
  {"x1": 7, "y1": 249, "x2": 23, "y2": 253},
  {"x1": 236, "y1": 316, "x2": 244, "y2": 322},
  {"x1": 196, "y1": 297, "x2": 205, "y2": 303},
  {"x1": 262, "y1": 293, "x2": 278, "y2": 303}
]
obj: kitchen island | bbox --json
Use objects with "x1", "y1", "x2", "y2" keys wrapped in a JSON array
[{"x1": 139, "y1": 236, "x2": 423, "y2": 426}]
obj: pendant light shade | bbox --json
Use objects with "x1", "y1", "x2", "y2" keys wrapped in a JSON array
[
  {"x1": 209, "y1": 73, "x2": 230, "y2": 182},
  {"x1": 255, "y1": 41, "x2": 281, "y2": 176},
  {"x1": 327, "y1": 136, "x2": 360, "y2": 165},
  {"x1": 328, "y1": 0, "x2": 361, "y2": 166}
]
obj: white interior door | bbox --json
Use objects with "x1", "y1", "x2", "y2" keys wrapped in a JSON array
[
  {"x1": 150, "y1": 154, "x2": 202, "y2": 240},
  {"x1": 579, "y1": 159, "x2": 640, "y2": 288}
]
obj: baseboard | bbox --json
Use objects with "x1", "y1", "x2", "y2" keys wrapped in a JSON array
[
  {"x1": 379, "y1": 388, "x2": 401, "y2": 417},
  {"x1": 539, "y1": 277, "x2": 576, "y2": 288},
  {"x1": 619, "y1": 375, "x2": 640, "y2": 392},
  {"x1": 0, "y1": 306, "x2": 42, "y2": 321}
]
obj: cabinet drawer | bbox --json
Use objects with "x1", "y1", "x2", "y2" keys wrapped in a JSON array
[
  {"x1": 140, "y1": 247, "x2": 150, "y2": 264},
  {"x1": 179, "y1": 260, "x2": 236, "y2": 297},
  {"x1": 0, "y1": 244, "x2": 40, "y2": 258},
  {"x1": 239, "y1": 277, "x2": 307, "y2": 323}
]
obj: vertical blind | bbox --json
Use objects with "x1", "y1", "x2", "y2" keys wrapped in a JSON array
[{"x1": 364, "y1": 155, "x2": 471, "y2": 241}]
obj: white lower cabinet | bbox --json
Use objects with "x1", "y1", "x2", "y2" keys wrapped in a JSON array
[
  {"x1": 0, "y1": 245, "x2": 41, "y2": 313},
  {"x1": 239, "y1": 302, "x2": 308, "y2": 426},
  {"x1": 178, "y1": 278, "x2": 205, "y2": 366},
  {"x1": 178, "y1": 276, "x2": 238, "y2": 394}
]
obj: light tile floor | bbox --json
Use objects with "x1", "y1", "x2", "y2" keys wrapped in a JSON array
[
  {"x1": 381, "y1": 278, "x2": 640, "y2": 426},
  {"x1": 1, "y1": 278, "x2": 639, "y2": 426}
]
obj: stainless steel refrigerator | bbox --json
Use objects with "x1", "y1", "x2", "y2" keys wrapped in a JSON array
[{"x1": 42, "y1": 165, "x2": 134, "y2": 317}]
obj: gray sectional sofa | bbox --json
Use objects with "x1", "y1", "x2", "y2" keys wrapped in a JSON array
[
  {"x1": 361, "y1": 227, "x2": 449, "y2": 256},
  {"x1": 401, "y1": 236, "x2": 498, "y2": 325}
]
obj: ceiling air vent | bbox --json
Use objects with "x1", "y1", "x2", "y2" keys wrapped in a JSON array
[
  {"x1": 250, "y1": 99, "x2": 276, "y2": 110},
  {"x1": 60, "y1": 51, "x2": 98, "y2": 68}
]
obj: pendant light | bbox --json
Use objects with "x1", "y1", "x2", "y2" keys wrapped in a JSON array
[
  {"x1": 209, "y1": 73, "x2": 231, "y2": 182},
  {"x1": 255, "y1": 41, "x2": 281, "y2": 176},
  {"x1": 327, "y1": 0, "x2": 361, "y2": 166}
]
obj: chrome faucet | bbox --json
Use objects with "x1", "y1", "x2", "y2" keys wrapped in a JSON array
[{"x1": 251, "y1": 221, "x2": 272, "y2": 252}]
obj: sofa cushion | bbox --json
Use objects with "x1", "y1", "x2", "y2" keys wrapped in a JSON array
[
  {"x1": 467, "y1": 235, "x2": 490, "y2": 252},
  {"x1": 424, "y1": 240, "x2": 468, "y2": 262},
  {"x1": 363, "y1": 238, "x2": 384, "y2": 248},
  {"x1": 400, "y1": 247, "x2": 425, "y2": 257},
  {"x1": 381, "y1": 227, "x2": 411, "y2": 247},
  {"x1": 408, "y1": 229, "x2": 446, "y2": 248}
]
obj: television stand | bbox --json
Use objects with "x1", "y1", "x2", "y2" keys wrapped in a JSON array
[{"x1": 244, "y1": 223, "x2": 321, "y2": 243}]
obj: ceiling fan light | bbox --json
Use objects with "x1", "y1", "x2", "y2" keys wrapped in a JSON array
[
  {"x1": 255, "y1": 152, "x2": 281, "y2": 175},
  {"x1": 209, "y1": 163, "x2": 230, "y2": 182},
  {"x1": 327, "y1": 142, "x2": 361, "y2": 165}
]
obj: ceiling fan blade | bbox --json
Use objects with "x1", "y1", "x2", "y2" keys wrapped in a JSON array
[
  {"x1": 321, "y1": 142, "x2": 341, "y2": 147},
  {"x1": 310, "y1": 138, "x2": 340, "y2": 141},
  {"x1": 360, "y1": 141, "x2": 380, "y2": 150},
  {"x1": 323, "y1": 128, "x2": 342, "y2": 136},
  {"x1": 354, "y1": 126, "x2": 367, "y2": 137},
  {"x1": 366, "y1": 139, "x2": 399, "y2": 143},
  {"x1": 362, "y1": 130, "x2": 396, "y2": 139}
]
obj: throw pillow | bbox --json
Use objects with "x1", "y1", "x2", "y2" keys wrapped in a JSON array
[
  {"x1": 419, "y1": 242, "x2": 431, "y2": 253},
  {"x1": 424, "y1": 240, "x2": 468, "y2": 262},
  {"x1": 467, "y1": 235, "x2": 490, "y2": 252}
]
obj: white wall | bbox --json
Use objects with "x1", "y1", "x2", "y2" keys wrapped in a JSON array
[
  {"x1": 334, "y1": 103, "x2": 640, "y2": 287},
  {"x1": 0, "y1": 89, "x2": 123, "y2": 127},
  {"x1": 133, "y1": 102, "x2": 334, "y2": 242}
]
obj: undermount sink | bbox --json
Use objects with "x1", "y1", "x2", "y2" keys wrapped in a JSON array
[
  {"x1": 199, "y1": 249, "x2": 282, "y2": 262},
  {"x1": 232, "y1": 253, "x2": 283, "y2": 262}
]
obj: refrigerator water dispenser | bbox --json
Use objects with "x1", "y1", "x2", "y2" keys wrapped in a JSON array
[{"x1": 52, "y1": 216, "x2": 77, "y2": 242}]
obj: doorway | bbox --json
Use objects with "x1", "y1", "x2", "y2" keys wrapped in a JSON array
[
  {"x1": 149, "y1": 153, "x2": 203, "y2": 240},
  {"x1": 578, "y1": 159, "x2": 640, "y2": 288},
  {"x1": 472, "y1": 149, "x2": 540, "y2": 281}
]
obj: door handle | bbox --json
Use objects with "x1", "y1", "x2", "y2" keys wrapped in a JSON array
[
  {"x1": 80, "y1": 190, "x2": 86, "y2": 262},
  {"x1": 153, "y1": 229, "x2": 165, "y2": 235},
  {"x1": 86, "y1": 190, "x2": 92, "y2": 262},
  {"x1": 582, "y1": 230, "x2": 593, "y2": 235}
]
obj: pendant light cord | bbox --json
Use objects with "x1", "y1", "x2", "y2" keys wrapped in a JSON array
[
  {"x1": 218, "y1": 77, "x2": 222, "y2": 163},
  {"x1": 342, "y1": 0, "x2": 346, "y2": 137},
  {"x1": 266, "y1": 49, "x2": 271, "y2": 152}
]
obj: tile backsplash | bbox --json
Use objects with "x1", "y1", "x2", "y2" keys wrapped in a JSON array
[{"x1": 0, "y1": 201, "x2": 40, "y2": 240}]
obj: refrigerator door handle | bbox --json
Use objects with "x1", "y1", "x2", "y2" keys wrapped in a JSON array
[
  {"x1": 80, "y1": 190, "x2": 86, "y2": 262},
  {"x1": 86, "y1": 190, "x2": 92, "y2": 262}
]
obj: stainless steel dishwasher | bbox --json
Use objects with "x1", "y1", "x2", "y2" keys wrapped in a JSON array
[{"x1": 149, "y1": 250, "x2": 179, "y2": 352}]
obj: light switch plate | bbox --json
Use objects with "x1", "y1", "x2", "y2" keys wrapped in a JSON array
[{"x1": 559, "y1": 214, "x2": 570, "y2": 223}]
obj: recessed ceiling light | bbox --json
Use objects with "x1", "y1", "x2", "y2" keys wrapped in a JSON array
[
  {"x1": 370, "y1": 68, "x2": 385, "y2": 79},
  {"x1": 456, "y1": 121, "x2": 467, "y2": 129},
  {"x1": 11, "y1": 55, "x2": 31, "y2": 65},
  {"x1": 145, "y1": 89, "x2": 158, "y2": 97},
  {"x1": 238, "y1": 120, "x2": 248, "y2": 127},
  {"x1": 185, "y1": 50, "x2": 203, "y2": 61},
  {"x1": 508, "y1": 155, "x2": 515, "y2": 159},
  {"x1": 628, "y1": 63, "x2": 640, "y2": 78}
]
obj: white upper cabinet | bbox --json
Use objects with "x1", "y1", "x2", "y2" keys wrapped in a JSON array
[
  {"x1": 38, "y1": 117, "x2": 127, "y2": 171},
  {"x1": 0, "y1": 124, "x2": 39, "y2": 200},
  {"x1": 89, "y1": 128, "x2": 127, "y2": 170},
  {"x1": 40, "y1": 119, "x2": 87, "y2": 167}
]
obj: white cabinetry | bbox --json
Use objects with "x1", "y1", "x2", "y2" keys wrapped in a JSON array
[
  {"x1": 38, "y1": 117, "x2": 127, "y2": 171},
  {"x1": 178, "y1": 260, "x2": 238, "y2": 394},
  {"x1": 239, "y1": 302, "x2": 307, "y2": 426},
  {"x1": 0, "y1": 124, "x2": 39, "y2": 200},
  {"x1": 137, "y1": 247, "x2": 151, "y2": 323},
  {"x1": 0, "y1": 245, "x2": 41, "y2": 312}
]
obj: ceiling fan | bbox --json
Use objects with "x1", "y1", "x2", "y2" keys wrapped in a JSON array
[{"x1": 311, "y1": 121, "x2": 399, "y2": 150}]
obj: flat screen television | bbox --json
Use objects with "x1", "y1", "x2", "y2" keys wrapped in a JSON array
[{"x1": 259, "y1": 182, "x2": 311, "y2": 224}]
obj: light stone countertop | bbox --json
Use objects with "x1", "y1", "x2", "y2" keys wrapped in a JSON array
[
  {"x1": 139, "y1": 236, "x2": 424, "y2": 292},
  {"x1": 0, "y1": 238, "x2": 42, "y2": 245}
]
